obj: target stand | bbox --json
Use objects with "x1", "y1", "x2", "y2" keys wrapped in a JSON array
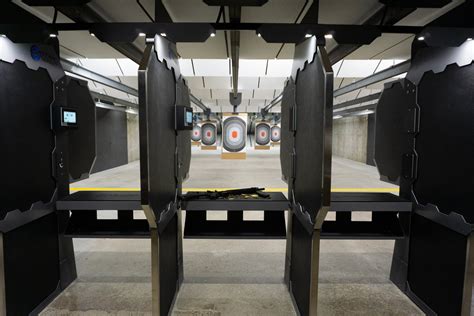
[
  {"x1": 200, "y1": 120, "x2": 218, "y2": 150},
  {"x1": 255, "y1": 121, "x2": 271, "y2": 150},
  {"x1": 221, "y1": 113, "x2": 248, "y2": 159}
]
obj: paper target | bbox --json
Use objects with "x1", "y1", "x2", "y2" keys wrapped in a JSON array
[
  {"x1": 191, "y1": 124, "x2": 201, "y2": 141},
  {"x1": 271, "y1": 125, "x2": 281, "y2": 142},
  {"x1": 255, "y1": 122, "x2": 271, "y2": 145},
  {"x1": 223, "y1": 115, "x2": 247, "y2": 153},
  {"x1": 201, "y1": 122, "x2": 217, "y2": 146}
]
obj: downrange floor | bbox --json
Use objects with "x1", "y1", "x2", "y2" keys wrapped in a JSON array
[{"x1": 42, "y1": 149, "x2": 422, "y2": 315}]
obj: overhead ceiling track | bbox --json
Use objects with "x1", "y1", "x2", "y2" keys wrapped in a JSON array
[
  {"x1": 334, "y1": 59, "x2": 411, "y2": 97},
  {"x1": 61, "y1": 58, "x2": 139, "y2": 96},
  {"x1": 333, "y1": 92, "x2": 381, "y2": 112}
]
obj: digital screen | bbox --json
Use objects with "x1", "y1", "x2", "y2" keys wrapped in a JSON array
[
  {"x1": 63, "y1": 110, "x2": 77, "y2": 124},
  {"x1": 186, "y1": 111, "x2": 193, "y2": 124}
]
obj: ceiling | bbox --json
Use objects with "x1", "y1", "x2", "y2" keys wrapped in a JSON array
[{"x1": 12, "y1": 0, "x2": 465, "y2": 114}]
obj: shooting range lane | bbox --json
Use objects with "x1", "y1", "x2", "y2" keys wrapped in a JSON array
[{"x1": 41, "y1": 151, "x2": 421, "y2": 315}]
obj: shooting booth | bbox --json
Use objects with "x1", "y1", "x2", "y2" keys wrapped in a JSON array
[{"x1": 0, "y1": 36, "x2": 96, "y2": 314}]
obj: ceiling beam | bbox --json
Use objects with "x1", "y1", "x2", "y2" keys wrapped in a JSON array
[
  {"x1": 154, "y1": 0, "x2": 172, "y2": 22},
  {"x1": 327, "y1": 5, "x2": 416, "y2": 65},
  {"x1": 55, "y1": 3, "x2": 144, "y2": 63}
]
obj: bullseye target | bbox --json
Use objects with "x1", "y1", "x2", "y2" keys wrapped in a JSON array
[
  {"x1": 271, "y1": 125, "x2": 281, "y2": 142},
  {"x1": 222, "y1": 114, "x2": 247, "y2": 153},
  {"x1": 191, "y1": 124, "x2": 201, "y2": 142},
  {"x1": 201, "y1": 122, "x2": 217, "y2": 146},
  {"x1": 255, "y1": 122, "x2": 271, "y2": 146}
]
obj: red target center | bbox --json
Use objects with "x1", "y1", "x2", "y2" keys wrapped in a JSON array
[
  {"x1": 206, "y1": 131, "x2": 211, "y2": 137},
  {"x1": 260, "y1": 131, "x2": 266, "y2": 137},
  {"x1": 231, "y1": 131, "x2": 238, "y2": 139}
]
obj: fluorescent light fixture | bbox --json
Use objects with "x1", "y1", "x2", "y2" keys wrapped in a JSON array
[
  {"x1": 324, "y1": 33, "x2": 333, "y2": 39},
  {"x1": 333, "y1": 115, "x2": 343, "y2": 119},
  {"x1": 354, "y1": 109, "x2": 374, "y2": 116},
  {"x1": 49, "y1": 33, "x2": 58, "y2": 38},
  {"x1": 305, "y1": 34, "x2": 312, "y2": 38},
  {"x1": 160, "y1": 33, "x2": 167, "y2": 37},
  {"x1": 126, "y1": 108, "x2": 138, "y2": 115},
  {"x1": 1, "y1": 34, "x2": 6, "y2": 38},
  {"x1": 417, "y1": 36, "x2": 425, "y2": 41},
  {"x1": 138, "y1": 32, "x2": 146, "y2": 37},
  {"x1": 210, "y1": 32, "x2": 216, "y2": 37},
  {"x1": 467, "y1": 38, "x2": 473, "y2": 41}
]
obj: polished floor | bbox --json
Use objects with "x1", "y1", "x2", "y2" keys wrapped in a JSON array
[{"x1": 42, "y1": 148, "x2": 422, "y2": 315}]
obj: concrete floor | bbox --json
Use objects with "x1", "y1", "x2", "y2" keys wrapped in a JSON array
[{"x1": 42, "y1": 148, "x2": 422, "y2": 315}]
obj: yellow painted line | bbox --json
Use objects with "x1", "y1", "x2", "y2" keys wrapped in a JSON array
[{"x1": 70, "y1": 187, "x2": 399, "y2": 193}]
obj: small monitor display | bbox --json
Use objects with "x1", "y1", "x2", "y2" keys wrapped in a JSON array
[
  {"x1": 186, "y1": 111, "x2": 193, "y2": 125},
  {"x1": 63, "y1": 110, "x2": 77, "y2": 124}
]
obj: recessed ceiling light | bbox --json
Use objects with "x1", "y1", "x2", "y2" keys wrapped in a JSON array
[
  {"x1": 417, "y1": 36, "x2": 425, "y2": 41},
  {"x1": 160, "y1": 33, "x2": 167, "y2": 37},
  {"x1": 90, "y1": 32, "x2": 96, "y2": 37},
  {"x1": 305, "y1": 34, "x2": 312, "y2": 38},
  {"x1": 324, "y1": 33, "x2": 333, "y2": 39},
  {"x1": 210, "y1": 32, "x2": 216, "y2": 37},
  {"x1": 138, "y1": 32, "x2": 146, "y2": 37},
  {"x1": 49, "y1": 33, "x2": 58, "y2": 38},
  {"x1": 467, "y1": 38, "x2": 473, "y2": 41},
  {"x1": 257, "y1": 33, "x2": 261, "y2": 37}
]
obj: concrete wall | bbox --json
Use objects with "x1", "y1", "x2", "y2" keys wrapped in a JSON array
[
  {"x1": 127, "y1": 113, "x2": 140, "y2": 163},
  {"x1": 332, "y1": 115, "x2": 368, "y2": 163}
]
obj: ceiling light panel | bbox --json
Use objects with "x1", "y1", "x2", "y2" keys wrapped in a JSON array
[
  {"x1": 253, "y1": 89, "x2": 276, "y2": 100},
  {"x1": 116, "y1": 59, "x2": 138, "y2": 76},
  {"x1": 238, "y1": 77, "x2": 259, "y2": 89},
  {"x1": 193, "y1": 59, "x2": 230, "y2": 76},
  {"x1": 210, "y1": 89, "x2": 231, "y2": 99},
  {"x1": 179, "y1": 59, "x2": 194, "y2": 76},
  {"x1": 185, "y1": 77, "x2": 206, "y2": 89},
  {"x1": 259, "y1": 77, "x2": 287, "y2": 89},
  {"x1": 205, "y1": 77, "x2": 232, "y2": 89},
  {"x1": 80, "y1": 58, "x2": 123, "y2": 76},
  {"x1": 266, "y1": 59, "x2": 292, "y2": 77},
  {"x1": 191, "y1": 89, "x2": 211, "y2": 99},
  {"x1": 337, "y1": 60, "x2": 383, "y2": 78},
  {"x1": 239, "y1": 59, "x2": 267, "y2": 76}
]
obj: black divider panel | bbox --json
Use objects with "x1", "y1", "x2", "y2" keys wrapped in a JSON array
[
  {"x1": 0, "y1": 60, "x2": 55, "y2": 218},
  {"x1": 293, "y1": 47, "x2": 328, "y2": 221},
  {"x1": 413, "y1": 63, "x2": 474, "y2": 221},
  {"x1": 176, "y1": 79, "x2": 191, "y2": 181},
  {"x1": 159, "y1": 213, "x2": 179, "y2": 315},
  {"x1": 374, "y1": 79, "x2": 416, "y2": 184},
  {"x1": 408, "y1": 211, "x2": 468, "y2": 315},
  {"x1": 66, "y1": 77, "x2": 96, "y2": 181},
  {"x1": 3, "y1": 212, "x2": 60, "y2": 315},
  {"x1": 290, "y1": 214, "x2": 312, "y2": 316},
  {"x1": 280, "y1": 80, "x2": 295, "y2": 183},
  {"x1": 139, "y1": 43, "x2": 178, "y2": 215},
  {"x1": 92, "y1": 108, "x2": 128, "y2": 173}
]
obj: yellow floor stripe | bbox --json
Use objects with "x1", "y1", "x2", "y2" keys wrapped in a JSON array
[{"x1": 70, "y1": 187, "x2": 398, "y2": 193}]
